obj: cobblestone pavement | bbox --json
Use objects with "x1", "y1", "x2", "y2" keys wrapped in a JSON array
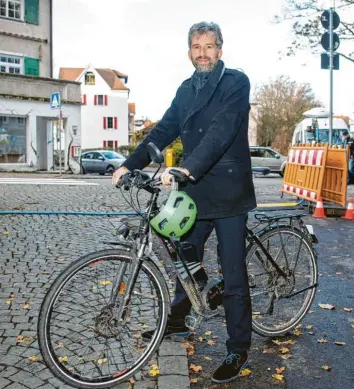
[{"x1": 1, "y1": 181, "x2": 354, "y2": 389}]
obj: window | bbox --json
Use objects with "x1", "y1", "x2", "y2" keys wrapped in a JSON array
[
  {"x1": 103, "y1": 117, "x2": 118, "y2": 129},
  {"x1": 107, "y1": 140, "x2": 114, "y2": 148},
  {"x1": 0, "y1": 0, "x2": 21, "y2": 20},
  {"x1": 94, "y1": 95, "x2": 108, "y2": 105},
  {"x1": 0, "y1": 53, "x2": 23, "y2": 74},
  {"x1": 85, "y1": 72, "x2": 95, "y2": 85},
  {"x1": 0, "y1": 115, "x2": 26, "y2": 164},
  {"x1": 250, "y1": 148, "x2": 261, "y2": 158}
]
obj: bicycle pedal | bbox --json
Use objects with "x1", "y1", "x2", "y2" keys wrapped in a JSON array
[{"x1": 185, "y1": 315, "x2": 201, "y2": 331}]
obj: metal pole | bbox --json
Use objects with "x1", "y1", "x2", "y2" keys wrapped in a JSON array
[
  {"x1": 59, "y1": 107, "x2": 62, "y2": 174},
  {"x1": 329, "y1": 8, "x2": 334, "y2": 145}
]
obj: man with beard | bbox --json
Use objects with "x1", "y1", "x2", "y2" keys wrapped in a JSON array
[{"x1": 113, "y1": 21, "x2": 256, "y2": 384}]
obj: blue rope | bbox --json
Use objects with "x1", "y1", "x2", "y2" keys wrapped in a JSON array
[{"x1": 0, "y1": 211, "x2": 141, "y2": 216}]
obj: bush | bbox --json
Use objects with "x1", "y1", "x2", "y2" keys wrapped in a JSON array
[
  {"x1": 118, "y1": 145, "x2": 137, "y2": 157},
  {"x1": 169, "y1": 137, "x2": 183, "y2": 167}
]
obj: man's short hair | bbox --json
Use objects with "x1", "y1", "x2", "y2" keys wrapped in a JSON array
[{"x1": 188, "y1": 22, "x2": 223, "y2": 49}]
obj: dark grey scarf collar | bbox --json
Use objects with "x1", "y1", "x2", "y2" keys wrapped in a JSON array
[{"x1": 191, "y1": 59, "x2": 225, "y2": 96}]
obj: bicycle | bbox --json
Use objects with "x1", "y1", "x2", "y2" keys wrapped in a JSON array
[{"x1": 38, "y1": 143, "x2": 319, "y2": 388}]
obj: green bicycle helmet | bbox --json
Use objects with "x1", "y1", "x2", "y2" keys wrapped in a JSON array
[{"x1": 150, "y1": 190, "x2": 197, "y2": 238}]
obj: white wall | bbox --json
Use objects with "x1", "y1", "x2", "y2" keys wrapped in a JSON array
[
  {"x1": 81, "y1": 95, "x2": 128, "y2": 149},
  {"x1": 0, "y1": 98, "x2": 81, "y2": 172},
  {"x1": 78, "y1": 67, "x2": 129, "y2": 149}
]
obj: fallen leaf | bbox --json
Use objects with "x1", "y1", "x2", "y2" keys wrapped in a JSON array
[
  {"x1": 253, "y1": 346, "x2": 259, "y2": 351},
  {"x1": 276, "y1": 367, "x2": 286, "y2": 374},
  {"x1": 57, "y1": 343, "x2": 63, "y2": 348},
  {"x1": 97, "y1": 358, "x2": 107, "y2": 365},
  {"x1": 352, "y1": 324, "x2": 354, "y2": 328},
  {"x1": 205, "y1": 330, "x2": 212, "y2": 336},
  {"x1": 240, "y1": 368, "x2": 252, "y2": 377},
  {"x1": 59, "y1": 356, "x2": 68, "y2": 364},
  {"x1": 263, "y1": 347, "x2": 277, "y2": 354},
  {"x1": 317, "y1": 339, "x2": 328, "y2": 343},
  {"x1": 322, "y1": 365, "x2": 332, "y2": 371},
  {"x1": 319, "y1": 304, "x2": 335, "y2": 310},
  {"x1": 23, "y1": 304, "x2": 30, "y2": 310},
  {"x1": 99, "y1": 280, "x2": 111, "y2": 286},
  {"x1": 204, "y1": 356, "x2": 212, "y2": 361},
  {"x1": 295, "y1": 323, "x2": 302, "y2": 329},
  {"x1": 335, "y1": 272, "x2": 342, "y2": 275},
  {"x1": 24, "y1": 336, "x2": 34, "y2": 345},
  {"x1": 149, "y1": 364, "x2": 160, "y2": 376},
  {"x1": 17, "y1": 336, "x2": 24, "y2": 343},
  {"x1": 3, "y1": 231, "x2": 9, "y2": 236},
  {"x1": 190, "y1": 377, "x2": 198, "y2": 384},
  {"x1": 272, "y1": 339, "x2": 296, "y2": 346},
  {"x1": 189, "y1": 364, "x2": 202, "y2": 373},
  {"x1": 279, "y1": 347, "x2": 290, "y2": 354},
  {"x1": 308, "y1": 332, "x2": 315, "y2": 335},
  {"x1": 280, "y1": 354, "x2": 292, "y2": 360},
  {"x1": 207, "y1": 340, "x2": 216, "y2": 346},
  {"x1": 308, "y1": 310, "x2": 314, "y2": 314},
  {"x1": 28, "y1": 355, "x2": 38, "y2": 362},
  {"x1": 306, "y1": 325, "x2": 313, "y2": 329},
  {"x1": 55, "y1": 258, "x2": 68, "y2": 262},
  {"x1": 294, "y1": 329, "x2": 303, "y2": 336},
  {"x1": 140, "y1": 323, "x2": 147, "y2": 329},
  {"x1": 198, "y1": 336, "x2": 205, "y2": 343},
  {"x1": 334, "y1": 341, "x2": 345, "y2": 346},
  {"x1": 129, "y1": 379, "x2": 135, "y2": 384},
  {"x1": 344, "y1": 308, "x2": 353, "y2": 312},
  {"x1": 181, "y1": 342, "x2": 195, "y2": 356},
  {"x1": 272, "y1": 374, "x2": 284, "y2": 381}
]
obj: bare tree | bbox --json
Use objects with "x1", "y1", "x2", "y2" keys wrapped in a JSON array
[
  {"x1": 274, "y1": 0, "x2": 354, "y2": 57},
  {"x1": 252, "y1": 75, "x2": 322, "y2": 154}
]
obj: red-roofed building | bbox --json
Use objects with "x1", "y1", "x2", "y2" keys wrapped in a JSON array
[{"x1": 59, "y1": 65, "x2": 135, "y2": 150}]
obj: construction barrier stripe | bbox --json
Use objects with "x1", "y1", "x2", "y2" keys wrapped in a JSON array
[
  {"x1": 282, "y1": 184, "x2": 317, "y2": 200},
  {"x1": 288, "y1": 149, "x2": 324, "y2": 166}
]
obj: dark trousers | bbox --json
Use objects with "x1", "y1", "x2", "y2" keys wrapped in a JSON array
[{"x1": 171, "y1": 214, "x2": 252, "y2": 353}]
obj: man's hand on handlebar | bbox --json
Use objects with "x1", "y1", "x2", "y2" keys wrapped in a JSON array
[
  {"x1": 161, "y1": 167, "x2": 191, "y2": 187},
  {"x1": 112, "y1": 166, "x2": 130, "y2": 187}
]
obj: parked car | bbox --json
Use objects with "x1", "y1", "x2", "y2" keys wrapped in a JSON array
[
  {"x1": 80, "y1": 150, "x2": 126, "y2": 175},
  {"x1": 249, "y1": 146, "x2": 287, "y2": 177}
]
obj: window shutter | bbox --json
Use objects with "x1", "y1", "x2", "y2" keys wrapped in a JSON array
[
  {"x1": 103, "y1": 117, "x2": 107, "y2": 129},
  {"x1": 103, "y1": 141, "x2": 107, "y2": 148},
  {"x1": 114, "y1": 117, "x2": 118, "y2": 129},
  {"x1": 94, "y1": 95, "x2": 97, "y2": 105},
  {"x1": 24, "y1": 0, "x2": 39, "y2": 25},
  {"x1": 82, "y1": 94, "x2": 86, "y2": 105},
  {"x1": 24, "y1": 57, "x2": 40, "y2": 76},
  {"x1": 114, "y1": 141, "x2": 118, "y2": 149},
  {"x1": 104, "y1": 95, "x2": 108, "y2": 105}
]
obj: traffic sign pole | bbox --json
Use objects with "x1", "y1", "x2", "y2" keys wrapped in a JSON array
[{"x1": 329, "y1": 8, "x2": 333, "y2": 145}]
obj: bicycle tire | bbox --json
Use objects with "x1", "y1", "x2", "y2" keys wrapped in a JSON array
[
  {"x1": 38, "y1": 249, "x2": 170, "y2": 388},
  {"x1": 246, "y1": 226, "x2": 318, "y2": 337}
]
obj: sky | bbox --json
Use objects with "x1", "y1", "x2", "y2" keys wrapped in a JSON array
[{"x1": 53, "y1": 0, "x2": 354, "y2": 121}]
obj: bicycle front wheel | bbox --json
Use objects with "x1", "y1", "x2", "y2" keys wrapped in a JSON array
[
  {"x1": 246, "y1": 226, "x2": 318, "y2": 337},
  {"x1": 38, "y1": 249, "x2": 169, "y2": 388}
]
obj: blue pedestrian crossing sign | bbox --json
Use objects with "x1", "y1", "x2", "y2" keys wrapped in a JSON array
[{"x1": 50, "y1": 92, "x2": 61, "y2": 109}]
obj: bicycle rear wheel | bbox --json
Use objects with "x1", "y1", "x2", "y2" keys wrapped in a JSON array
[
  {"x1": 38, "y1": 249, "x2": 169, "y2": 388},
  {"x1": 246, "y1": 226, "x2": 318, "y2": 337}
]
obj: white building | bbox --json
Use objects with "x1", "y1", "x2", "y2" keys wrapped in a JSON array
[
  {"x1": 0, "y1": 0, "x2": 82, "y2": 173},
  {"x1": 59, "y1": 66, "x2": 131, "y2": 150}
]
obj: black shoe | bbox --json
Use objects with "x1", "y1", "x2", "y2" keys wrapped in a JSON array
[
  {"x1": 141, "y1": 316, "x2": 190, "y2": 341},
  {"x1": 212, "y1": 352, "x2": 248, "y2": 384}
]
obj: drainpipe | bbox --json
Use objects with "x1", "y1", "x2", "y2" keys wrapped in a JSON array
[{"x1": 50, "y1": 0, "x2": 53, "y2": 78}]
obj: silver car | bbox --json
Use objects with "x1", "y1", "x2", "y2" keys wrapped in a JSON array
[
  {"x1": 250, "y1": 146, "x2": 287, "y2": 177},
  {"x1": 80, "y1": 150, "x2": 126, "y2": 175}
]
